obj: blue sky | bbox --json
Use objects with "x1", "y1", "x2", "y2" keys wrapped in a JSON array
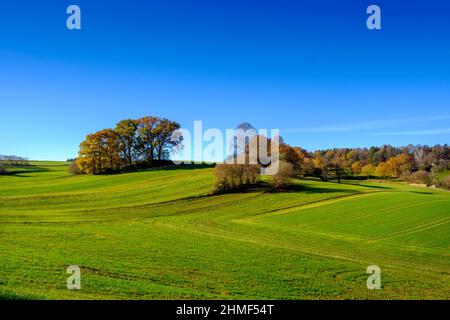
[{"x1": 0, "y1": 0, "x2": 449, "y2": 160}]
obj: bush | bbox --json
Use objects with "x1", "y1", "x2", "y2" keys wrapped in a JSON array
[
  {"x1": 409, "y1": 170, "x2": 431, "y2": 185},
  {"x1": 214, "y1": 164, "x2": 260, "y2": 193},
  {"x1": 68, "y1": 160, "x2": 82, "y2": 175},
  {"x1": 399, "y1": 171, "x2": 412, "y2": 183},
  {"x1": 441, "y1": 176, "x2": 450, "y2": 190},
  {"x1": 0, "y1": 162, "x2": 5, "y2": 174},
  {"x1": 272, "y1": 160, "x2": 295, "y2": 190}
]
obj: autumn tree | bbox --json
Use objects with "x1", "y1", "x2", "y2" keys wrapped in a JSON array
[
  {"x1": 375, "y1": 162, "x2": 390, "y2": 179},
  {"x1": 153, "y1": 118, "x2": 182, "y2": 161},
  {"x1": 214, "y1": 163, "x2": 260, "y2": 193},
  {"x1": 385, "y1": 153, "x2": 413, "y2": 177},
  {"x1": 323, "y1": 149, "x2": 349, "y2": 183},
  {"x1": 77, "y1": 129, "x2": 122, "y2": 174},
  {"x1": 136, "y1": 116, "x2": 159, "y2": 162},
  {"x1": 75, "y1": 116, "x2": 184, "y2": 175},
  {"x1": 361, "y1": 163, "x2": 375, "y2": 178},
  {"x1": 279, "y1": 143, "x2": 302, "y2": 174},
  {"x1": 272, "y1": 160, "x2": 296, "y2": 189},
  {"x1": 115, "y1": 119, "x2": 139, "y2": 167},
  {"x1": 351, "y1": 161, "x2": 363, "y2": 175},
  {"x1": 410, "y1": 170, "x2": 431, "y2": 185}
]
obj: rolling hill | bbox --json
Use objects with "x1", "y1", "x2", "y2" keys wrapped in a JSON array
[{"x1": 0, "y1": 162, "x2": 449, "y2": 299}]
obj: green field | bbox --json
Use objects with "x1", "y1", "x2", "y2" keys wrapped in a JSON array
[{"x1": 1, "y1": 162, "x2": 449, "y2": 300}]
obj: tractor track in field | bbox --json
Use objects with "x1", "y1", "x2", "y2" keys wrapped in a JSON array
[
  {"x1": 0, "y1": 188, "x2": 370, "y2": 225},
  {"x1": 374, "y1": 216, "x2": 450, "y2": 241},
  {"x1": 157, "y1": 222, "x2": 450, "y2": 276},
  {"x1": 244, "y1": 190, "x2": 385, "y2": 220}
]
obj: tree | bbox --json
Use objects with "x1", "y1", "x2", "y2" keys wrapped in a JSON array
[
  {"x1": 153, "y1": 118, "x2": 182, "y2": 161},
  {"x1": 279, "y1": 143, "x2": 301, "y2": 173},
  {"x1": 385, "y1": 153, "x2": 413, "y2": 177},
  {"x1": 137, "y1": 116, "x2": 160, "y2": 162},
  {"x1": 68, "y1": 159, "x2": 82, "y2": 175},
  {"x1": 375, "y1": 162, "x2": 390, "y2": 179},
  {"x1": 272, "y1": 160, "x2": 295, "y2": 189},
  {"x1": 77, "y1": 129, "x2": 121, "y2": 174},
  {"x1": 301, "y1": 157, "x2": 315, "y2": 176},
  {"x1": 214, "y1": 164, "x2": 260, "y2": 193},
  {"x1": 323, "y1": 149, "x2": 349, "y2": 183},
  {"x1": 410, "y1": 170, "x2": 431, "y2": 185},
  {"x1": 441, "y1": 176, "x2": 450, "y2": 190},
  {"x1": 77, "y1": 133, "x2": 101, "y2": 174},
  {"x1": 115, "y1": 119, "x2": 139, "y2": 167},
  {"x1": 351, "y1": 161, "x2": 363, "y2": 175},
  {"x1": 361, "y1": 163, "x2": 374, "y2": 178}
]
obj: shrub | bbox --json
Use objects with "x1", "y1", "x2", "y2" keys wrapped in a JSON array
[
  {"x1": 441, "y1": 176, "x2": 450, "y2": 190},
  {"x1": 409, "y1": 170, "x2": 431, "y2": 185},
  {"x1": 272, "y1": 160, "x2": 295, "y2": 190},
  {"x1": 399, "y1": 171, "x2": 412, "y2": 183},
  {"x1": 68, "y1": 160, "x2": 82, "y2": 175},
  {"x1": 214, "y1": 164, "x2": 260, "y2": 193}
]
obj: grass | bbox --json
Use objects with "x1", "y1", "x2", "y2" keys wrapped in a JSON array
[{"x1": 0, "y1": 161, "x2": 449, "y2": 299}]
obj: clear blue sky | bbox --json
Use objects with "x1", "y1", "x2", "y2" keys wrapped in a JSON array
[{"x1": 0, "y1": 0, "x2": 449, "y2": 160}]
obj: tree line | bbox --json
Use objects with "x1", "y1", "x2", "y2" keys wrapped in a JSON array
[
  {"x1": 0, "y1": 155, "x2": 29, "y2": 174},
  {"x1": 73, "y1": 117, "x2": 182, "y2": 174},
  {"x1": 279, "y1": 143, "x2": 450, "y2": 187},
  {"x1": 213, "y1": 124, "x2": 450, "y2": 192}
]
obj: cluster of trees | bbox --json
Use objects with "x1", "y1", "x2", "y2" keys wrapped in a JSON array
[
  {"x1": 214, "y1": 134, "x2": 450, "y2": 193},
  {"x1": 73, "y1": 117, "x2": 182, "y2": 174},
  {"x1": 282, "y1": 144, "x2": 450, "y2": 186},
  {"x1": 0, "y1": 155, "x2": 29, "y2": 174},
  {"x1": 214, "y1": 164, "x2": 260, "y2": 192},
  {"x1": 213, "y1": 140, "x2": 302, "y2": 192},
  {"x1": 213, "y1": 124, "x2": 298, "y2": 192}
]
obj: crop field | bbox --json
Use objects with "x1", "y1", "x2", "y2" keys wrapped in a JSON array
[{"x1": 0, "y1": 162, "x2": 449, "y2": 299}]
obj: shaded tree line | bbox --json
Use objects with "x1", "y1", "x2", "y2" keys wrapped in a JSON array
[
  {"x1": 73, "y1": 117, "x2": 182, "y2": 175},
  {"x1": 0, "y1": 155, "x2": 29, "y2": 174},
  {"x1": 214, "y1": 131, "x2": 450, "y2": 193},
  {"x1": 288, "y1": 144, "x2": 450, "y2": 186}
]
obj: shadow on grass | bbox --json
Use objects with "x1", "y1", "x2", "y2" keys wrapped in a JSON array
[
  {"x1": 99, "y1": 163, "x2": 216, "y2": 176},
  {"x1": 0, "y1": 165, "x2": 51, "y2": 177},
  {"x1": 344, "y1": 183, "x2": 394, "y2": 190},
  {"x1": 269, "y1": 183, "x2": 358, "y2": 194},
  {"x1": 409, "y1": 191, "x2": 434, "y2": 195}
]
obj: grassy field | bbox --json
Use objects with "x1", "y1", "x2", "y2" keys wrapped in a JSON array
[{"x1": 0, "y1": 162, "x2": 449, "y2": 300}]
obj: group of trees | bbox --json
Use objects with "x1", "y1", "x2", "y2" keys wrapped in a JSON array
[
  {"x1": 0, "y1": 155, "x2": 29, "y2": 174},
  {"x1": 214, "y1": 131, "x2": 450, "y2": 192},
  {"x1": 213, "y1": 120, "x2": 450, "y2": 192},
  {"x1": 72, "y1": 116, "x2": 450, "y2": 190},
  {"x1": 213, "y1": 123, "x2": 299, "y2": 192},
  {"x1": 74, "y1": 117, "x2": 182, "y2": 174},
  {"x1": 283, "y1": 144, "x2": 450, "y2": 186}
]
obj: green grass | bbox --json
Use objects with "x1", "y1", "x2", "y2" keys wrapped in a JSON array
[{"x1": 1, "y1": 162, "x2": 449, "y2": 299}]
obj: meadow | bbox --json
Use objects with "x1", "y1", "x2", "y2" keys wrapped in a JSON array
[{"x1": 0, "y1": 161, "x2": 449, "y2": 299}]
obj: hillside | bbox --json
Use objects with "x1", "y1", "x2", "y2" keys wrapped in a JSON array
[{"x1": 0, "y1": 162, "x2": 449, "y2": 299}]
